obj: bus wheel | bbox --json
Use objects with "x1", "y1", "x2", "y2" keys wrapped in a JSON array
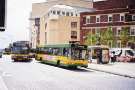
[{"x1": 56, "y1": 60, "x2": 60, "y2": 66}]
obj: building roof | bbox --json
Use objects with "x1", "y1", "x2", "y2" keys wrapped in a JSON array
[
  {"x1": 94, "y1": 0, "x2": 135, "y2": 10},
  {"x1": 72, "y1": 6, "x2": 95, "y2": 13},
  {"x1": 52, "y1": 5, "x2": 74, "y2": 10},
  {"x1": 48, "y1": 4, "x2": 95, "y2": 14}
]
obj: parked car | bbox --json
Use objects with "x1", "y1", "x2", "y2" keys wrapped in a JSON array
[{"x1": 110, "y1": 48, "x2": 135, "y2": 62}]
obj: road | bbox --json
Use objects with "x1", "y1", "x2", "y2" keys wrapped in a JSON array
[{"x1": 0, "y1": 55, "x2": 135, "y2": 90}]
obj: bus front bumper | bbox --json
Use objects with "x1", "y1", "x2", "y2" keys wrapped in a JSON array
[
  {"x1": 66, "y1": 60, "x2": 88, "y2": 68},
  {"x1": 11, "y1": 55, "x2": 31, "y2": 61}
]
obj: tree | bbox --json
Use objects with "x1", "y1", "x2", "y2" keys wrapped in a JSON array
[
  {"x1": 85, "y1": 32, "x2": 97, "y2": 45},
  {"x1": 100, "y1": 27, "x2": 114, "y2": 46},
  {"x1": 85, "y1": 27, "x2": 114, "y2": 47},
  {"x1": 119, "y1": 28, "x2": 129, "y2": 48}
]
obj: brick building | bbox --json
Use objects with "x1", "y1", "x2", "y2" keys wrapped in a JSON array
[{"x1": 80, "y1": 0, "x2": 135, "y2": 48}]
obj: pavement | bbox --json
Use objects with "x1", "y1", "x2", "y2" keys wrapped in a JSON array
[
  {"x1": 0, "y1": 68, "x2": 8, "y2": 90},
  {"x1": 88, "y1": 62, "x2": 135, "y2": 79}
]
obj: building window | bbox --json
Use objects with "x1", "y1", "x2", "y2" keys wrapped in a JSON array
[
  {"x1": 53, "y1": 11, "x2": 56, "y2": 15},
  {"x1": 108, "y1": 15, "x2": 112, "y2": 22},
  {"x1": 116, "y1": 27, "x2": 121, "y2": 36},
  {"x1": 48, "y1": 13, "x2": 50, "y2": 17},
  {"x1": 95, "y1": 28, "x2": 100, "y2": 35},
  {"x1": 96, "y1": 16, "x2": 100, "y2": 23},
  {"x1": 45, "y1": 23, "x2": 47, "y2": 30},
  {"x1": 35, "y1": 18, "x2": 40, "y2": 26},
  {"x1": 71, "y1": 31, "x2": 77, "y2": 38},
  {"x1": 108, "y1": 41, "x2": 112, "y2": 48},
  {"x1": 120, "y1": 14, "x2": 125, "y2": 21},
  {"x1": 117, "y1": 41, "x2": 121, "y2": 48},
  {"x1": 57, "y1": 11, "x2": 60, "y2": 15},
  {"x1": 66, "y1": 12, "x2": 69, "y2": 16},
  {"x1": 71, "y1": 22, "x2": 77, "y2": 28},
  {"x1": 130, "y1": 27, "x2": 135, "y2": 36},
  {"x1": 83, "y1": 17, "x2": 86, "y2": 24},
  {"x1": 71, "y1": 12, "x2": 73, "y2": 16},
  {"x1": 62, "y1": 11, "x2": 65, "y2": 16},
  {"x1": 45, "y1": 32, "x2": 47, "y2": 44},
  {"x1": 132, "y1": 15, "x2": 135, "y2": 21},
  {"x1": 86, "y1": 16, "x2": 90, "y2": 24}
]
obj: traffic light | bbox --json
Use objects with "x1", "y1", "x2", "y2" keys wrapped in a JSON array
[{"x1": 0, "y1": 0, "x2": 5, "y2": 31}]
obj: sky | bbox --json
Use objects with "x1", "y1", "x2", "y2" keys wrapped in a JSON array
[
  {"x1": 0, "y1": 0, "x2": 102, "y2": 49},
  {"x1": 0, "y1": 0, "x2": 46, "y2": 49}
]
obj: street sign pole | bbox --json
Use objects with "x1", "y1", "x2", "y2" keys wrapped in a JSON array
[{"x1": 0, "y1": 0, "x2": 6, "y2": 31}]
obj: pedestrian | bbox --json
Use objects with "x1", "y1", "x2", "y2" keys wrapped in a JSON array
[
  {"x1": 88, "y1": 50, "x2": 92, "y2": 63},
  {"x1": 111, "y1": 51, "x2": 116, "y2": 63},
  {"x1": 96, "y1": 48, "x2": 102, "y2": 64}
]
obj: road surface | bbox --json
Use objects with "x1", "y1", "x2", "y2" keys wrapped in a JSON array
[{"x1": 0, "y1": 55, "x2": 135, "y2": 90}]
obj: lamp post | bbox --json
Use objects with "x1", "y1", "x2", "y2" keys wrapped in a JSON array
[
  {"x1": 96, "y1": 33, "x2": 101, "y2": 45},
  {"x1": 0, "y1": 0, "x2": 6, "y2": 31}
]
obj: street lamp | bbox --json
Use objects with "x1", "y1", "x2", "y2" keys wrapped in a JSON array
[{"x1": 96, "y1": 33, "x2": 101, "y2": 45}]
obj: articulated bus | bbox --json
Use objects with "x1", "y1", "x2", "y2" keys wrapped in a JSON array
[
  {"x1": 11, "y1": 41, "x2": 32, "y2": 62},
  {"x1": 36, "y1": 43, "x2": 88, "y2": 68}
]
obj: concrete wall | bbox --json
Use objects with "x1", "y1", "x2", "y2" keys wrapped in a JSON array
[{"x1": 39, "y1": 16, "x2": 80, "y2": 45}]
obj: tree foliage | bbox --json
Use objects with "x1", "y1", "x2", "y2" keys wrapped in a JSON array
[
  {"x1": 100, "y1": 27, "x2": 114, "y2": 46},
  {"x1": 85, "y1": 27, "x2": 134, "y2": 48},
  {"x1": 85, "y1": 27, "x2": 114, "y2": 47},
  {"x1": 85, "y1": 32, "x2": 97, "y2": 45},
  {"x1": 119, "y1": 28, "x2": 129, "y2": 47}
]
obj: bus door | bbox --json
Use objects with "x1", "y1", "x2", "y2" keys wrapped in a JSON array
[{"x1": 89, "y1": 48, "x2": 98, "y2": 63}]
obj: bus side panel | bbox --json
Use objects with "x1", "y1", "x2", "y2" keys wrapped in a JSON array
[{"x1": 41, "y1": 55, "x2": 58, "y2": 65}]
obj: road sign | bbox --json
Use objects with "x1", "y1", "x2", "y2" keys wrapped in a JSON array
[{"x1": 0, "y1": 0, "x2": 5, "y2": 31}]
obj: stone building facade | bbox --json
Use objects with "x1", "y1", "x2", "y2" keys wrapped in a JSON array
[{"x1": 30, "y1": 0, "x2": 93, "y2": 48}]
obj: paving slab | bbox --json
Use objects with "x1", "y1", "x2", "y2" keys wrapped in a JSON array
[
  {"x1": 0, "y1": 69, "x2": 8, "y2": 90},
  {"x1": 88, "y1": 62, "x2": 135, "y2": 78}
]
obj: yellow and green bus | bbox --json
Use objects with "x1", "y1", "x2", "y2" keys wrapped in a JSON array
[
  {"x1": 11, "y1": 41, "x2": 32, "y2": 62},
  {"x1": 3, "y1": 48, "x2": 11, "y2": 55},
  {"x1": 36, "y1": 43, "x2": 88, "y2": 68}
]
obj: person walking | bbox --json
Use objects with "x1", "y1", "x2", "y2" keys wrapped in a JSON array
[
  {"x1": 111, "y1": 51, "x2": 116, "y2": 63},
  {"x1": 96, "y1": 48, "x2": 102, "y2": 64},
  {"x1": 88, "y1": 50, "x2": 92, "y2": 63}
]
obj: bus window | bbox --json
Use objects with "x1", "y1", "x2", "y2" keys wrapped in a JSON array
[
  {"x1": 63, "y1": 48, "x2": 69, "y2": 56},
  {"x1": 71, "y1": 49, "x2": 87, "y2": 60},
  {"x1": 52, "y1": 48, "x2": 61, "y2": 55},
  {"x1": 92, "y1": 49, "x2": 97, "y2": 59},
  {"x1": 82, "y1": 50, "x2": 87, "y2": 59},
  {"x1": 48, "y1": 48, "x2": 53, "y2": 54}
]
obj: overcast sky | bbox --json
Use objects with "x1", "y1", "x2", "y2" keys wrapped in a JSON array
[
  {"x1": 0, "y1": 0, "x2": 46, "y2": 49},
  {"x1": 0, "y1": 0, "x2": 102, "y2": 49}
]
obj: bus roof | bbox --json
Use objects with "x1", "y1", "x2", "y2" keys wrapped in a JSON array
[
  {"x1": 38, "y1": 44, "x2": 87, "y2": 48},
  {"x1": 88, "y1": 45, "x2": 109, "y2": 49},
  {"x1": 38, "y1": 44, "x2": 73, "y2": 48}
]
